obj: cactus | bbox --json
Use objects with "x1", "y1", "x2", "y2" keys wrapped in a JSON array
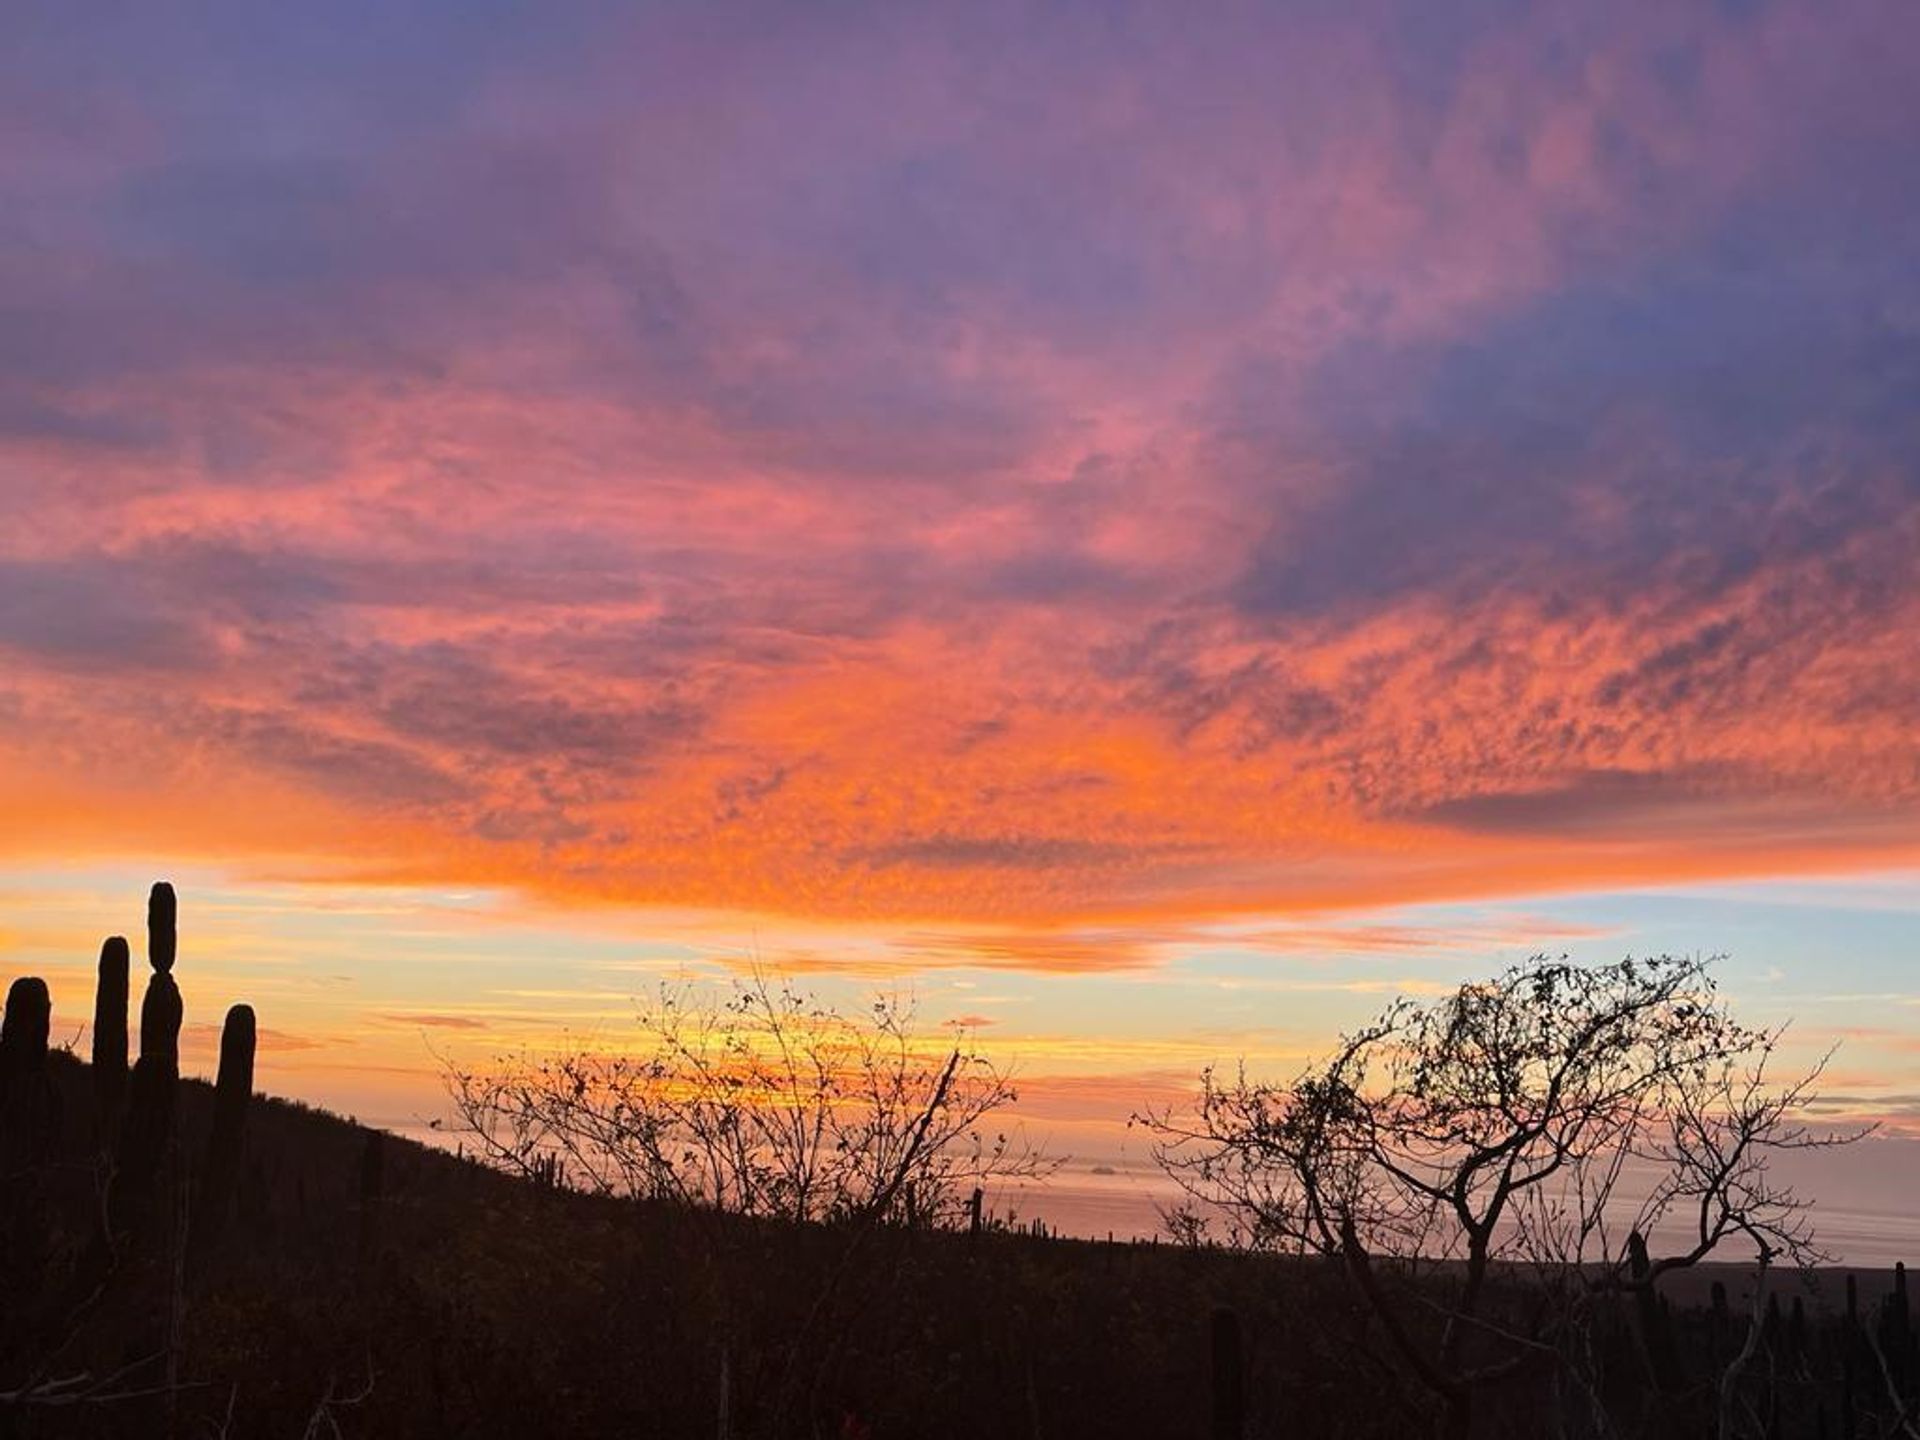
[
  {"x1": 137, "y1": 969, "x2": 184, "y2": 1070},
  {"x1": 1, "y1": 975, "x2": 51, "y2": 1071},
  {"x1": 111, "y1": 885, "x2": 186, "y2": 1234},
  {"x1": 967, "y1": 1185, "x2": 983, "y2": 1238},
  {"x1": 2, "y1": 975, "x2": 56, "y2": 1167},
  {"x1": 92, "y1": 936, "x2": 130, "y2": 1132},
  {"x1": 193, "y1": 1003, "x2": 255, "y2": 1251},
  {"x1": 1210, "y1": 1306, "x2": 1244, "y2": 1440},
  {"x1": 148, "y1": 880, "x2": 177, "y2": 975}
]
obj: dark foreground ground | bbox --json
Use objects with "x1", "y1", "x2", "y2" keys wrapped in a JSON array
[{"x1": 4, "y1": 1052, "x2": 1913, "y2": 1439}]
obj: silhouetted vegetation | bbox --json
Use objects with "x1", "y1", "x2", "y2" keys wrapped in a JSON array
[
  {"x1": 3, "y1": 889, "x2": 1915, "y2": 1438},
  {"x1": 1143, "y1": 954, "x2": 1872, "y2": 1438},
  {"x1": 446, "y1": 975, "x2": 1052, "y2": 1222}
]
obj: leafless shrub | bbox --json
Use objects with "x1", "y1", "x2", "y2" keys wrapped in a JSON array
[{"x1": 444, "y1": 974, "x2": 1054, "y2": 1228}]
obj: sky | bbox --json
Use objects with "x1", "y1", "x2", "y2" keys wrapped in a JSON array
[{"x1": 2, "y1": 2, "x2": 1918, "y2": 1254}]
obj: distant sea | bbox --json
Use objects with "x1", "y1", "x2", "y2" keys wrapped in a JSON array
[{"x1": 385, "y1": 1119, "x2": 1920, "y2": 1267}]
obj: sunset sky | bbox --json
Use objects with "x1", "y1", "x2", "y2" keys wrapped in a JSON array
[{"x1": 3, "y1": 2, "x2": 1918, "y2": 1251}]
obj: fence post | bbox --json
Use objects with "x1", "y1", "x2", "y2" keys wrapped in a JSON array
[
  {"x1": 1843, "y1": 1272, "x2": 1858, "y2": 1440},
  {"x1": 1211, "y1": 1306, "x2": 1244, "y2": 1440}
]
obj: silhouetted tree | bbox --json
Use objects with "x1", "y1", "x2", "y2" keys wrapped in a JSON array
[{"x1": 1142, "y1": 954, "x2": 1860, "y2": 1440}]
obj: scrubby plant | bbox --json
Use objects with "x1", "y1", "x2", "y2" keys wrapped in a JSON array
[{"x1": 447, "y1": 975, "x2": 1051, "y2": 1227}]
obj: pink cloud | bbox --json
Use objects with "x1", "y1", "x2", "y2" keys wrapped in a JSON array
[{"x1": 0, "y1": 0, "x2": 1914, "y2": 952}]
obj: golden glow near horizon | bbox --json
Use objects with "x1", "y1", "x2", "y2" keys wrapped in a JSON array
[
  {"x1": 6, "y1": 864, "x2": 1920, "y2": 1258},
  {"x1": 2, "y1": 0, "x2": 1919, "y2": 1253}
]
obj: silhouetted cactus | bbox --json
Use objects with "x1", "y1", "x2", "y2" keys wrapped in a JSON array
[
  {"x1": 193, "y1": 1003, "x2": 255, "y2": 1251},
  {"x1": 148, "y1": 880, "x2": 177, "y2": 975},
  {"x1": 92, "y1": 935, "x2": 130, "y2": 1132},
  {"x1": 1, "y1": 976, "x2": 51, "y2": 1073},
  {"x1": 138, "y1": 971, "x2": 183, "y2": 1067},
  {"x1": 111, "y1": 884, "x2": 186, "y2": 1233},
  {"x1": 2, "y1": 975, "x2": 56, "y2": 1167},
  {"x1": 967, "y1": 1185, "x2": 983, "y2": 1238}
]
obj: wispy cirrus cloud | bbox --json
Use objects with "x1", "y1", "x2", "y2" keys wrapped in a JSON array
[{"x1": 375, "y1": 1012, "x2": 490, "y2": 1031}]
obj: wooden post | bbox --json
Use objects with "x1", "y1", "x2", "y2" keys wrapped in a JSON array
[
  {"x1": 1211, "y1": 1306, "x2": 1244, "y2": 1440},
  {"x1": 1889, "y1": 1261, "x2": 1912, "y2": 1402},
  {"x1": 1843, "y1": 1272, "x2": 1858, "y2": 1440}
]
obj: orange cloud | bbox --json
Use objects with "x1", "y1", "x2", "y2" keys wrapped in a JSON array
[{"x1": 0, "y1": 0, "x2": 1915, "y2": 971}]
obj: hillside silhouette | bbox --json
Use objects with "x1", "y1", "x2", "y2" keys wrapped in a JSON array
[{"x1": 4, "y1": 885, "x2": 1918, "y2": 1439}]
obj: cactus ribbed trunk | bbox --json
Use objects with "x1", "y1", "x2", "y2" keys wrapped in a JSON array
[
  {"x1": 92, "y1": 936, "x2": 130, "y2": 1134},
  {"x1": 113, "y1": 972, "x2": 182, "y2": 1220},
  {"x1": 148, "y1": 880, "x2": 177, "y2": 975},
  {"x1": 111, "y1": 884, "x2": 186, "y2": 1237},
  {"x1": 2, "y1": 976, "x2": 56, "y2": 1167},
  {"x1": 193, "y1": 1003, "x2": 256, "y2": 1253},
  {"x1": 1, "y1": 976, "x2": 52, "y2": 1068}
]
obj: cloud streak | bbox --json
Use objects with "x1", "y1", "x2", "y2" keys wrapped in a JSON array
[{"x1": 0, "y1": 0, "x2": 1915, "y2": 955}]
